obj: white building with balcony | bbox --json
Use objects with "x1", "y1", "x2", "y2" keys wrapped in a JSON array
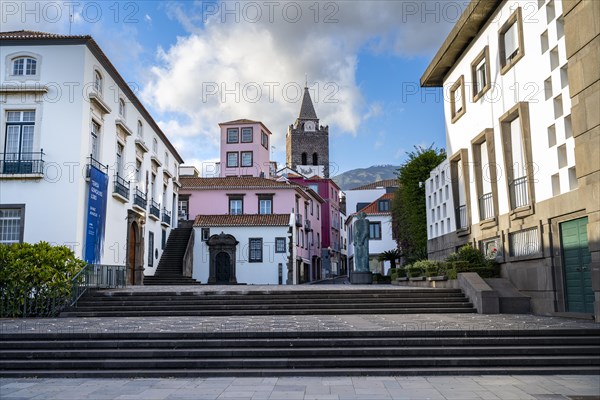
[
  {"x1": 422, "y1": 0, "x2": 599, "y2": 317},
  {"x1": 0, "y1": 31, "x2": 184, "y2": 285}
]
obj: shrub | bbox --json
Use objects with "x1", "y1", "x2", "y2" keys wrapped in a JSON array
[
  {"x1": 410, "y1": 259, "x2": 444, "y2": 277},
  {"x1": 407, "y1": 264, "x2": 424, "y2": 278},
  {"x1": 397, "y1": 267, "x2": 407, "y2": 278},
  {"x1": 444, "y1": 245, "x2": 500, "y2": 280},
  {"x1": 0, "y1": 242, "x2": 87, "y2": 317}
]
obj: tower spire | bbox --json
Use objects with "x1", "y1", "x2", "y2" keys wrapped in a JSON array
[{"x1": 298, "y1": 86, "x2": 318, "y2": 120}]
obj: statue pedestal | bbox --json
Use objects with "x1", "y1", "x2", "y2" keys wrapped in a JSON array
[{"x1": 350, "y1": 271, "x2": 373, "y2": 284}]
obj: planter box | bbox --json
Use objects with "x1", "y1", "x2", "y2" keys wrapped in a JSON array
[
  {"x1": 397, "y1": 277, "x2": 409, "y2": 282},
  {"x1": 409, "y1": 276, "x2": 426, "y2": 281}
]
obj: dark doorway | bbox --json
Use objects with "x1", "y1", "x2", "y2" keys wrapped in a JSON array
[
  {"x1": 215, "y1": 252, "x2": 232, "y2": 284},
  {"x1": 312, "y1": 153, "x2": 318, "y2": 166},
  {"x1": 301, "y1": 152, "x2": 307, "y2": 165},
  {"x1": 127, "y1": 222, "x2": 137, "y2": 285}
]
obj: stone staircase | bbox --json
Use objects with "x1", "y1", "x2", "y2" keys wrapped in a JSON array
[
  {"x1": 143, "y1": 225, "x2": 200, "y2": 286},
  {"x1": 60, "y1": 288, "x2": 477, "y2": 317},
  {"x1": 1, "y1": 329, "x2": 598, "y2": 377}
]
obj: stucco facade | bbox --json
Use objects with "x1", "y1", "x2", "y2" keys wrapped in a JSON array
[
  {"x1": 422, "y1": 0, "x2": 599, "y2": 318},
  {"x1": 0, "y1": 31, "x2": 183, "y2": 285}
]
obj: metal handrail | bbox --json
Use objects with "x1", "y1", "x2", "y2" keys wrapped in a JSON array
[
  {"x1": 479, "y1": 192, "x2": 494, "y2": 221},
  {"x1": 113, "y1": 174, "x2": 130, "y2": 199},
  {"x1": 0, "y1": 151, "x2": 45, "y2": 174},
  {"x1": 134, "y1": 188, "x2": 147, "y2": 209},
  {"x1": 509, "y1": 176, "x2": 529, "y2": 209}
]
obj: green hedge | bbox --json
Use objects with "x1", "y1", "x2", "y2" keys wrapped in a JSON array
[
  {"x1": 444, "y1": 245, "x2": 499, "y2": 279},
  {"x1": 0, "y1": 242, "x2": 87, "y2": 317}
]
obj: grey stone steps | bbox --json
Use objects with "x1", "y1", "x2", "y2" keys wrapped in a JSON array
[
  {"x1": 74, "y1": 297, "x2": 471, "y2": 306},
  {"x1": 3, "y1": 336, "x2": 597, "y2": 349},
  {"x1": 2, "y1": 366, "x2": 599, "y2": 378},
  {"x1": 60, "y1": 307, "x2": 478, "y2": 317},
  {"x1": 2, "y1": 355, "x2": 598, "y2": 370},
  {"x1": 70, "y1": 302, "x2": 475, "y2": 310},
  {"x1": 2, "y1": 345, "x2": 597, "y2": 359}
]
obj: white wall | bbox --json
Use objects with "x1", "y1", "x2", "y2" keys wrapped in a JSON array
[
  {"x1": 426, "y1": 159, "x2": 455, "y2": 239},
  {"x1": 440, "y1": 0, "x2": 573, "y2": 227},
  {"x1": 193, "y1": 225, "x2": 290, "y2": 285},
  {"x1": 1, "y1": 41, "x2": 181, "y2": 272},
  {"x1": 345, "y1": 188, "x2": 386, "y2": 215}
]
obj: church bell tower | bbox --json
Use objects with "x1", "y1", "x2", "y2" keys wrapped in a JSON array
[{"x1": 286, "y1": 86, "x2": 330, "y2": 178}]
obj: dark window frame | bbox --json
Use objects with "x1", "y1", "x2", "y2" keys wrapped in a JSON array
[
  {"x1": 249, "y1": 238, "x2": 263, "y2": 262},
  {"x1": 275, "y1": 237, "x2": 286, "y2": 253},
  {"x1": 226, "y1": 152, "x2": 239, "y2": 168},
  {"x1": 369, "y1": 221, "x2": 382, "y2": 240},
  {"x1": 241, "y1": 151, "x2": 253, "y2": 167},
  {"x1": 241, "y1": 127, "x2": 253, "y2": 143},
  {"x1": 227, "y1": 128, "x2": 239, "y2": 143}
]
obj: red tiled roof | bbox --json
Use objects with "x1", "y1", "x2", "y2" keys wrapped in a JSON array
[
  {"x1": 194, "y1": 214, "x2": 290, "y2": 227},
  {"x1": 0, "y1": 30, "x2": 89, "y2": 39},
  {"x1": 0, "y1": 30, "x2": 183, "y2": 163},
  {"x1": 180, "y1": 176, "x2": 295, "y2": 189},
  {"x1": 219, "y1": 119, "x2": 261, "y2": 125},
  {"x1": 351, "y1": 179, "x2": 398, "y2": 191},
  {"x1": 354, "y1": 193, "x2": 394, "y2": 216}
]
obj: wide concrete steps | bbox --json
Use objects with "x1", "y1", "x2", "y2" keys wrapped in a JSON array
[
  {"x1": 61, "y1": 288, "x2": 477, "y2": 317},
  {"x1": 1, "y1": 330, "x2": 598, "y2": 377}
]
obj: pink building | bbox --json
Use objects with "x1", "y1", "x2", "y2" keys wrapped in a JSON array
[
  {"x1": 217, "y1": 119, "x2": 274, "y2": 178},
  {"x1": 288, "y1": 175, "x2": 344, "y2": 276},
  {"x1": 180, "y1": 157, "x2": 323, "y2": 283}
]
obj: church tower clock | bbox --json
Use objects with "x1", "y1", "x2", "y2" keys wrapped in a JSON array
[{"x1": 286, "y1": 86, "x2": 330, "y2": 178}]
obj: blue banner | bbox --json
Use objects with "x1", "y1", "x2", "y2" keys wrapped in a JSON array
[{"x1": 84, "y1": 166, "x2": 108, "y2": 264}]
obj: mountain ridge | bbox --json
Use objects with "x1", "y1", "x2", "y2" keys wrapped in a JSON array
[{"x1": 332, "y1": 165, "x2": 399, "y2": 190}]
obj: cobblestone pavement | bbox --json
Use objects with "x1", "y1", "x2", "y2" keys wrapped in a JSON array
[
  {"x1": 1, "y1": 375, "x2": 599, "y2": 399},
  {"x1": 1, "y1": 313, "x2": 598, "y2": 335}
]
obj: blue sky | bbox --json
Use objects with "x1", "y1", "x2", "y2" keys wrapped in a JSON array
[{"x1": 4, "y1": 1, "x2": 457, "y2": 174}]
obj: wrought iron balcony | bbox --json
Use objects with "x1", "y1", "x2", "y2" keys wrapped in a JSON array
[
  {"x1": 133, "y1": 188, "x2": 147, "y2": 209},
  {"x1": 509, "y1": 176, "x2": 529, "y2": 209},
  {"x1": 455, "y1": 204, "x2": 467, "y2": 230},
  {"x1": 162, "y1": 209, "x2": 171, "y2": 226},
  {"x1": 1, "y1": 151, "x2": 44, "y2": 175},
  {"x1": 295, "y1": 213, "x2": 303, "y2": 227},
  {"x1": 86, "y1": 155, "x2": 108, "y2": 177},
  {"x1": 150, "y1": 199, "x2": 161, "y2": 219},
  {"x1": 113, "y1": 174, "x2": 130, "y2": 200},
  {"x1": 304, "y1": 219, "x2": 311, "y2": 231},
  {"x1": 479, "y1": 192, "x2": 494, "y2": 221}
]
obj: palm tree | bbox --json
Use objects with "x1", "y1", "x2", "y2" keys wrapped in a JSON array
[{"x1": 378, "y1": 249, "x2": 402, "y2": 270}]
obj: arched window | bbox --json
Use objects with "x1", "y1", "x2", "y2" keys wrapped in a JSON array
[
  {"x1": 312, "y1": 153, "x2": 318, "y2": 166},
  {"x1": 301, "y1": 152, "x2": 307, "y2": 165},
  {"x1": 137, "y1": 120, "x2": 143, "y2": 138},
  {"x1": 118, "y1": 98, "x2": 126, "y2": 117},
  {"x1": 94, "y1": 70, "x2": 103, "y2": 94},
  {"x1": 12, "y1": 57, "x2": 37, "y2": 76}
]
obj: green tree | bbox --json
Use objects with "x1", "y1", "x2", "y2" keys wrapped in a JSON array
[
  {"x1": 391, "y1": 145, "x2": 446, "y2": 263},
  {"x1": 377, "y1": 249, "x2": 402, "y2": 269}
]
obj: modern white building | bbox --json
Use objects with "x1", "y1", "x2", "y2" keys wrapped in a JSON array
[
  {"x1": 421, "y1": 0, "x2": 599, "y2": 317},
  {"x1": 0, "y1": 31, "x2": 184, "y2": 285}
]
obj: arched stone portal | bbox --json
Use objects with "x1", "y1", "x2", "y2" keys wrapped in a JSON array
[{"x1": 207, "y1": 232, "x2": 238, "y2": 284}]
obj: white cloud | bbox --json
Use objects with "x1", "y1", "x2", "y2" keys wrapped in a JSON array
[{"x1": 142, "y1": 1, "x2": 456, "y2": 164}]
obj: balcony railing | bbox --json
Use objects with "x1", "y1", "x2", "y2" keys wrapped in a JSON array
[
  {"x1": 509, "y1": 176, "x2": 529, "y2": 209},
  {"x1": 479, "y1": 192, "x2": 494, "y2": 221},
  {"x1": 295, "y1": 213, "x2": 303, "y2": 227},
  {"x1": 162, "y1": 209, "x2": 171, "y2": 226},
  {"x1": 113, "y1": 174, "x2": 130, "y2": 200},
  {"x1": 455, "y1": 204, "x2": 467, "y2": 230},
  {"x1": 150, "y1": 199, "x2": 161, "y2": 219},
  {"x1": 178, "y1": 211, "x2": 189, "y2": 221},
  {"x1": 133, "y1": 188, "x2": 147, "y2": 209},
  {"x1": 86, "y1": 155, "x2": 108, "y2": 177},
  {"x1": 1, "y1": 151, "x2": 45, "y2": 175},
  {"x1": 304, "y1": 219, "x2": 311, "y2": 231}
]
